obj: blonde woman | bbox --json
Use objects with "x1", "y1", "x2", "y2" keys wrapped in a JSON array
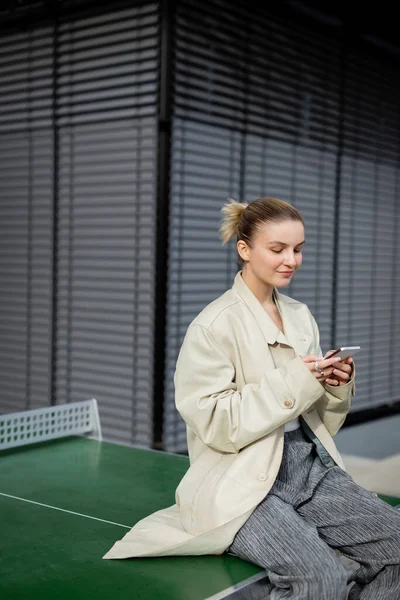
[{"x1": 104, "y1": 198, "x2": 400, "y2": 600}]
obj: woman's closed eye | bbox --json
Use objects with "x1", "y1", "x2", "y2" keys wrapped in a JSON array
[{"x1": 270, "y1": 248, "x2": 303, "y2": 254}]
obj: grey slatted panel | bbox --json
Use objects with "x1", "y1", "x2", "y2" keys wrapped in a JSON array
[
  {"x1": 56, "y1": 4, "x2": 158, "y2": 446},
  {"x1": 165, "y1": 119, "x2": 241, "y2": 452},
  {"x1": 173, "y1": 1, "x2": 341, "y2": 146},
  {"x1": 241, "y1": 14, "x2": 341, "y2": 348},
  {"x1": 337, "y1": 48, "x2": 400, "y2": 410},
  {"x1": 175, "y1": 0, "x2": 341, "y2": 347},
  {"x1": 165, "y1": 1, "x2": 253, "y2": 453},
  {"x1": 244, "y1": 138, "x2": 337, "y2": 351},
  {"x1": 393, "y1": 184, "x2": 400, "y2": 405},
  {"x1": 164, "y1": 0, "x2": 342, "y2": 452},
  {"x1": 0, "y1": 27, "x2": 53, "y2": 413}
]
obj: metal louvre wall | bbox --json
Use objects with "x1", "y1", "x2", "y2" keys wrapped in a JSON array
[
  {"x1": 337, "y1": 47, "x2": 400, "y2": 410},
  {"x1": 0, "y1": 2, "x2": 159, "y2": 447},
  {"x1": 2, "y1": 0, "x2": 400, "y2": 453},
  {"x1": 0, "y1": 26, "x2": 54, "y2": 413},
  {"x1": 164, "y1": 0, "x2": 343, "y2": 452},
  {"x1": 55, "y1": 4, "x2": 159, "y2": 445},
  {"x1": 164, "y1": 0, "x2": 400, "y2": 451},
  {"x1": 181, "y1": 0, "x2": 343, "y2": 348},
  {"x1": 165, "y1": 119, "x2": 242, "y2": 451},
  {"x1": 244, "y1": 141, "x2": 338, "y2": 349},
  {"x1": 165, "y1": 0, "x2": 248, "y2": 451},
  {"x1": 173, "y1": 1, "x2": 342, "y2": 146}
]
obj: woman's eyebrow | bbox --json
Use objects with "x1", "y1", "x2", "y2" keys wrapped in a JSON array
[{"x1": 268, "y1": 240, "x2": 305, "y2": 245}]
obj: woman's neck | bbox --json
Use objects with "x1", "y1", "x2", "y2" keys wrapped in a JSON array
[{"x1": 241, "y1": 268, "x2": 275, "y2": 307}]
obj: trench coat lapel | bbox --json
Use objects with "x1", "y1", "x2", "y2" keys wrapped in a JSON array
[
  {"x1": 232, "y1": 271, "x2": 280, "y2": 345},
  {"x1": 274, "y1": 290, "x2": 312, "y2": 357},
  {"x1": 232, "y1": 271, "x2": 311, "y2": 357}
]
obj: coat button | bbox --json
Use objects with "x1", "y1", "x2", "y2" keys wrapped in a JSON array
[
  {"x1": 283, "y1": 399, "x2": 293, "y2": 408},
  {"x1": 258, "y1": 473, "x2": 267, "y2": 481}
]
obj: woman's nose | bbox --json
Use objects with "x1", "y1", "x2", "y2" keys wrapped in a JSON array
[{"x1": 283, "y1": 251, "x2": 296, "y2": 266}]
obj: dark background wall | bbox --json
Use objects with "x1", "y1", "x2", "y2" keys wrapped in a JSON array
[{"x1": 0, "y1": 0, "x2": 399, "y2": 452}]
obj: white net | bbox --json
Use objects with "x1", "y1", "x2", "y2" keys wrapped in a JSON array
[{"x1": 0, "y1": 399, "x2": 102, "y2": 450}]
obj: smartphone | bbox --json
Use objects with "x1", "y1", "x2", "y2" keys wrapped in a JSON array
[{"x1": 327, "y1": 346, "x2": 361, "y2": 360}]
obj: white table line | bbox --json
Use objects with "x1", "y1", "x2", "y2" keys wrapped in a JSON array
[{"x1": 0, "y1": 492, "x2": 132, "y2": 529}]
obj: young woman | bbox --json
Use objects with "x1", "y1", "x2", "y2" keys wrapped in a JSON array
[{"x1": 104, "y1": 198, "x2": 400, "y2": 600}]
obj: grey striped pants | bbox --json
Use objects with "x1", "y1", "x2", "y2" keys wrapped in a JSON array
[{"x1": 228, "y1": 428, "x2": 400, "y2": 599}]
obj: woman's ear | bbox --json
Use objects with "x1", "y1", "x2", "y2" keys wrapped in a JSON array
[{"x1": 237, "y1": 239, "x2": 249, "y2": 263}]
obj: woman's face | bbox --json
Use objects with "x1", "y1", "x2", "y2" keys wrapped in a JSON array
[{"x1": 238, "y1": 219, "x2": 304, "y2": 288}]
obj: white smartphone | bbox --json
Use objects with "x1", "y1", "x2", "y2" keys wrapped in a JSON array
[{"x1": 327, "y1": 346, "x2": 361, "y2": 360}]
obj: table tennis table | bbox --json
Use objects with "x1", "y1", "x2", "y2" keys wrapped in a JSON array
[
  {"x1": 0, "y1": 434, "x2": 275, "y2": 600},
  {"x1": 1, "y1": 434, "x2": 399, "y2": 600}
]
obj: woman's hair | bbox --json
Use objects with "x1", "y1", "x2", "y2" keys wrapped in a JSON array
[{"x1": 220, "y1": 197, "x2": 304, "y2": 262}]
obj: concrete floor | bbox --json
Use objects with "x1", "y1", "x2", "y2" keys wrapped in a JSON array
[{"x1": 335, "y1": 414, "x2": 400, "y2": 498}]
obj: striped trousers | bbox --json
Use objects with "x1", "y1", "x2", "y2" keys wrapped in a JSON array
[{"x1": 228, "y1": 428, "x2": 400, "y2": 599}]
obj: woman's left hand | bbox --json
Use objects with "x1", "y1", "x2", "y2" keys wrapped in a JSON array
[{"x1": 323, "y1": 354, "x2": 353, "y2": 386}]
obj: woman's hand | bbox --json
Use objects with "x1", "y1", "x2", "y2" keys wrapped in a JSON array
[
  {"x1": 322, "y1": 353, "x2": 354, "y2": 386},
  {"x1": 302, "y1": 354, "x2": 343, "y2": 383}
]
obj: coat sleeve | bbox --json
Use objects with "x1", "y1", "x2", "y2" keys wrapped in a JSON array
[
  {"x1": 174, "y1": 324, "x2": 325, "y2": 453},
  {"x1": 307, "y1": 309, "x2": 356, "y2": 436}
]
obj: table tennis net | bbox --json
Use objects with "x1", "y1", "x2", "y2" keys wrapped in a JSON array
[{"x1": 0, "y1": 399, "x2": 102, "y2": 450}]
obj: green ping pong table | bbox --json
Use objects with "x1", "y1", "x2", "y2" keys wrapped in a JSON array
[
  {"x1": 1, "y1": 436, "x2": 399, "y2": 600},
  {"x1": 0, "y1": 436, "x2": 271, "y2": 600}
]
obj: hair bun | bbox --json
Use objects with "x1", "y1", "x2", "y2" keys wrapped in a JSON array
[{"x1": 220, "y1": 198, "x2": 248, "y2": 245}]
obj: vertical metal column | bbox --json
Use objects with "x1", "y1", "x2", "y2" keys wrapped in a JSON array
[
  {"x1": 331, "y1": 29, "x2": 348, "y2": 350},
  {"x1": 26, "y1": 29, "x2": 33, "y2": 409},
  {"x1": 236, "y1": 21, "x2": 250, "y2": 274},
  {"x1": 152, "y1": 0, "x2": 175, "y2": 449},
  {"x1": 50, "y1": 13, "x2": 60, "y2": 406}
]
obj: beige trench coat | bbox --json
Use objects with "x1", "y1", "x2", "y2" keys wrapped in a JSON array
[{"x1": 103, "y1": 271, "x2": 355, "y2": 559}]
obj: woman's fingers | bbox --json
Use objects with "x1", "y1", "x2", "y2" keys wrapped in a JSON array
[
  {"x1": 332, "y1": 368, "x2": 350, "y2": 382},
  {"x1": 325, "y1": 353, "x2": 355, "y2": 366},
  {"x1": 333, "y1": 361, "x2": 352, "y2": 374},
  {"x1": 302, "y1": 353, "x2": 354, "y2": 385},
  {"x1": 319, "y1": 356, "x2": 343, "y2": 370},
  {"x1": 302, "y1": 355, "x2": 342, "y2": 381},
  {"x1": 302, "y1": 355, "x2": 342, "y2": 369},
  {"x1": 302, "y1": 355, "x2": 324, "y2": 364},
  {"x1": 317, "y1": 366, "x2": 336, "y2": 378},
  {"x1": 314, "y1": 371, "x2": 326, "y2": 380}
]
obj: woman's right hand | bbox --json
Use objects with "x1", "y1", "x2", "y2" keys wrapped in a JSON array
[{"x1": 302, "y1": 354, "x2": 342, "y2": 382}]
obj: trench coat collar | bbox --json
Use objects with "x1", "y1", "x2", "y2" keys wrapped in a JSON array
[{"x1": 232, "y1": 270, "x2": 311, "y2": 355}]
